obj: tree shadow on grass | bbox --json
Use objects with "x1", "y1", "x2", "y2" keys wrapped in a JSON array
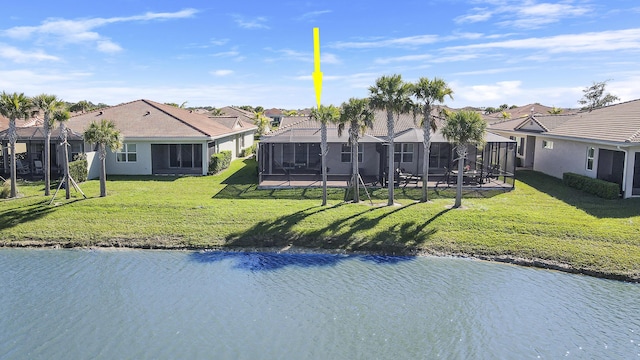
[
  {"x1": 517, "y1": 170, "x2": 640, "y2": 219},
  {"x1": 222, "y1": 202, "x2": 452, "y2": 265},
  {"x1": 0, "y1": 198, "x2": 63, "y2": 231}
]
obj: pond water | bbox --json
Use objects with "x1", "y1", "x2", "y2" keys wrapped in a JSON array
[{"x1": 0, "y1": 249, "x2": 639, "y2": 359}]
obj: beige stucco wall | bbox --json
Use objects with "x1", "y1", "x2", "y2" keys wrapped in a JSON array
[{"x1": 533, "y1": 137, "x2": 594, "y2": 179}]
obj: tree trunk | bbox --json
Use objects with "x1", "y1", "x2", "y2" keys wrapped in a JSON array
[
  {"x1": 8, "y1": 119, "x2": 17, "y2": 198},
  {"x1": 353, "y1": 138, "x2": 359, "y2": 204},
  {"x1": 62, "y1": 127, "x2": 70, "y2": 200},
  {"x1": 9, "y1": 142, "x2": 16, "y2": 198},
  {"x1": 100, "y1": 144, "x2": 107, "y2": 197},
  {"x1": 421, "y1": 113, "x2": 430, "y2": 203},
  {"x1": 454, "y1": 145, "x2": 466, "y2": 208},
  {"x1": 321, "y1": 123, "x2": 328, "y2": 206},
  {"x1": 44, "y1": 120, "x2": 51, "y2": 196},
  {"x1": 387, "y1": 110, "x2": 395, "y2": 206}
]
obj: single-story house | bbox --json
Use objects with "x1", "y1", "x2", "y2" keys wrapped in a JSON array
[
  {"x1": 257, "y1": 111, "x2": 516, "y2": 188},
  {"x1": 0, "y1": 99, "x2": 257, "y2": 178},
  {"x1": 489, "y1": 99, "x2": 640, "y2": 198}
]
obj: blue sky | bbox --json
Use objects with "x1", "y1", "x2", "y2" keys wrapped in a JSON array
[{"x1": 1, "y1": 0, "x2": 639, "y2": 109}]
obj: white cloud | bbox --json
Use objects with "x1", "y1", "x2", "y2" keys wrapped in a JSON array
[
  {"x1": 0, "y1": 43, "x2": 60, "y2": 63},
  {"x1": 210, "y1": 47, "x2": 245, "y2": 61},
  {"x1": 263, "y1": 48, "x2": 340, "y2": 64},
  {"x1": 210, "y1": 38, "x2": 229, "y2": 46},
  {"x1": 375, "y1": 53, "x2": 480, "y2": 65},
  {"x1": 455, "y1": 1, "x2": 592, "y2": 29},
  {"x1": 232, "y1": 15, "x2": 269, "y2": 29},
  {"x1": 444, "y1": 28, "x2": 640, "y2": 54},
  {"x1": 2, "y1": 9, "x2": 198, "y2": 53},
  {"x1": 375, "y1": 54, "x2": 432, "y2": 64},
  {"x1": 452, "y1": 66, "x2": 532, "y2": 76},
  {"x1": 0, "y1": 69, "x2": 91, "y2": 93},
  {"x1": 449, "y1": 80, "x2": 586, "y2": 108},
  {"x1": 331, "y1": 34, "x2": 440, "y2": 49},
  {"x1": 455, "y1": 8, "x2": 493, "y2": 24},
  {"x1": 211, "y1": 69, "x2": 234, "y2": 77},
  {"x1": 96, "y1": 40, "x2": 123, "y2": 53},
  {"x1": 296, "y1": 10, "x2": 332, "y2": 21}
]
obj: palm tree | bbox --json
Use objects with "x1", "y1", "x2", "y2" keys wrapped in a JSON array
[
  {"x1": 0, "y1": 92, "x2": 33, "y2": 198},
  {"x1": 310, "y1": 104, "x2": 340, "y2": 206},
  {"x1": 368, "y1": 74, "x2": 413, "y2": 206},
  {"x1": 253, "y1": 110, "x2": 270, "y2": 136},
  {"x1": 70, "y1": 100, "x2": 92, "y2": 114},
  {"x1": 83, "y1": 119, "x2": 122, "y2": 197},
  {"x1": 412, "y1": 77, "x2": 453, "y2": 202},
  {"x1": 441, "y1": 110, "x2": 486, "y2": 208},
  {"x1": 54, "y1": 110, "x2": 72, "y2": 199},
  {"x1": 337, "y1": 98, "x2": 374, "y2": 203},
  {"x1": 548, "y1": 106, "x2": 563, "y2": 115},
  {"x1": 32, "y1": 94, "x2": 64, "y2": 196}
]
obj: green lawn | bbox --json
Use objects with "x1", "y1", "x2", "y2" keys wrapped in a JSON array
[{"x1": 2, "y1": 159, "x2": 639, "y2": 281}]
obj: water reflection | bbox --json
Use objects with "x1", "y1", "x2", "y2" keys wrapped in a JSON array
[{"x1": 190, "y1": 250, "x2": 415, "y2": 271}]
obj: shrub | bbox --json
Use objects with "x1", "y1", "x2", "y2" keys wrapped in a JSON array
[
  {"x1": 208, "y1": 150, "x2": 232, "y2": 175},
  {"x1": 69, "y1": 155, "x2": 88, "y2": 183},
  {"x1": 563, "y1": 172, "x2": 620, "y2": 199},
  {"x1": 0, "y1": 180, "x2": 10, "y2": 199},
  {"x1": 241, "y1": 143, "x2": 257, "y2": 157}
]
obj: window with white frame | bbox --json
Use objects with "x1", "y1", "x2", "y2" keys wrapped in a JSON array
[
  {"x1": 341, "y1": 143, "x2": 363, "y2": 163},
  {"x1": 394, "y1": 143, "x2": 414, "y2": 163},
  {"x1": 116, "y1": 143, "x2": 137, "y2": 162},
  {"x1": 586, "y1": 146, "x2": 595, "y2": 170},
  {"x1": 542, "y1": 140, "x2": 553, "y2": 149}
]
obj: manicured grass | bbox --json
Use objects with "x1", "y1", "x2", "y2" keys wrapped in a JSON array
[{"x1": 1, "y1": 159, "x2": 639, "y2": 281}]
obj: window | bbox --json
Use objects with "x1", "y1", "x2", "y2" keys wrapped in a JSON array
[
  {"x1": 586, "y1": 147, "x2": 595, "y2": 170},
  {"x1": 394, "y1": 143, "x2": 414, "y2": 163},
  {"x1": 341, "y1": 144, "x2": 363, "y2": 163},
  {"x1": 169, "y1": 144, "x2": 202, "y2": 168},
  {"x1": 542, "y1": 140, "x2": 554, "y2": 149},
  {"x1": 116, "y1": 143, "x2": 137, "y2": 162},
  {"x1": 70, "y1": 143, "x2": 83, "y2": 161}
]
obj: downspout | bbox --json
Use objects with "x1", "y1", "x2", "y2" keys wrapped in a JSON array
[{"x1": 616, "y1": 145, "x2": 628, "y2": 198}]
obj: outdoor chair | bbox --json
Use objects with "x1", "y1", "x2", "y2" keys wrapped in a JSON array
[
  {"x1": 16, "y1": 159, "x2": 29, "y2": 175},
  {"x1": 34, "y1": 160, "x2": 44, "y2": 174}
]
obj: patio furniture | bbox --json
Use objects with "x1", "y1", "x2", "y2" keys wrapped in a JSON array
[
  {"x1": 396, "y1": 168, "x2": 420, "y2": 187},
  {"x1": 16, "y1": 159, "x2": 29, "y2": 175},
  {"x1": 34, "y1": 160, "x2": 44, "y2": 174}
]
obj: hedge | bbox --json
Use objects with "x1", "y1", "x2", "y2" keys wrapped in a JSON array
[
  {"x1": 562, "y1": 172, "x2": 620, "y2": 199},
  {"x1": 241, "y1": 143, "x2": 257, "y2": 157},
  {"x1": 69, "y1": 156, "x2": 88, "y2": 183},
  {"x1": 208, "y1": 150, "x2": 232, "y2": 175}
]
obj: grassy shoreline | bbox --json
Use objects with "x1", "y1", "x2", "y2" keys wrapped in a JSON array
[{"x1": 2, "y1": 159, "x2": 639, "y2": 282}]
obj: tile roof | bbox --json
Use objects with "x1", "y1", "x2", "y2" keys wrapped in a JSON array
[
  {"x1": 65, "y1": 99, "x2": 256, "y2": 140},
  {"x1": 218, "y1": 106, "x2": 255, "y2": 123},
  {"x1": 0, "y1": 114, "x2": 39, "y2": 131},
  {"x1": 264, "y1": 110, "x2": 512, "y2": 144},
  {"x1": 489, "y1": 99, "x2": 640, "y2": 144}
]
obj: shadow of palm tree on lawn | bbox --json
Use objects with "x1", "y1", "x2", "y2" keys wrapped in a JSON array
[{"x1": 225, "y1": 201, "x2": 452, "y2": 256}]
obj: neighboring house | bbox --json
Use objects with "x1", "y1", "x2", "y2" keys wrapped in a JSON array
[
  {"x1": 218, "y1": 106, "x2": 255, "y2": 123},
  {"x1": 258, "y1": 111, "x2": 516, "y2": 187},
  {"x1": 489, "y1": 99, "x2": 640, "y2": 198},
  {"x1": 0, "y1": 99, "x2": 257, "y2": 178},
  {"x1": 0, "y1": 113, "x2": 61, "y2": 175},
  {"x1": 0, "y1": 126, "x2": 84, "y2": 176},
  {"x1": 264, "y1": 108, "x2": 283, "y2": 126}
]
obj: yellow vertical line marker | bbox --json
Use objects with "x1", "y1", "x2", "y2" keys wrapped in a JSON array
[{"x1": 312, "y1": 27, "x2": 323, "y2": 108}]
